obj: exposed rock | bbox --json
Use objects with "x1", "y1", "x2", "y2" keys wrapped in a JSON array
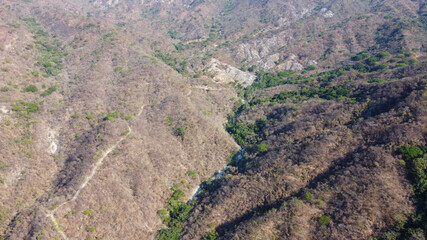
[
  {"x1": 47, "y1": 130, "x2": 58, "y2": 154},
  {"x1": 93, "y1": 0, "x2": 120, "y2": 7},
  {"x1": 0, "y1": 106, "x2": 9, "y2": 114},
  {"x1": 288, "y1": 54, "x2": 298, "y2": 61},
  {"x1": 320, "y1": 8, "x2": 334, "y2": 18},
  {"x1": 205, "y1": 58, "x2": 256, "y2": 87},
  {"x1": 259, "y1": 53, "x2": 280, "y2": 70},
  {"x1": 300, "y1": 6, "x2": 314, "y2": 18},
  {"x1": 0, "y1": 106, "x2": 8, "y2": 122},
  {"x1": 237, "y1": 34, "x2": 290, "y2": 70},
  {"x1": 49, "y1": 142, "x2": 58, "y2": 154},
  {"x1": 276, "y1": 54, "x2": 304, "y2": 71},
  {"x1": 307, "y1": 59, "x2": 318, "y2": 66}
]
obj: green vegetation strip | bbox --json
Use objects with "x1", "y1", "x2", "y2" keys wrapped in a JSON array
[
  {"x1": 158, "y1": 187, "x2": 193, "y2": 240},
  {"x1": 155, "y1": 50, "x2": 188, "y2": 75},
  {"x1": 23, "y1": 17, "x2": 67, "y2": 77},
  {"x1": 384, "y1": 145, "x2": 427, "y2": 239}
]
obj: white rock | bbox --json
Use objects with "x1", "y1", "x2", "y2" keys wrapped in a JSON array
[
  {"x1": 262, "y1": 53, "x2": 280, "y2": 70},
  {"x1": 290, "y1": 62, "x2": 304, "y2": 71},
  {"x1": 320, "y1": 8, "x2": 334, "y2": 18},
  {"x1": 205, "y1": 58, "x2": 256, "y2": 87},
  {"x1": 288, "y1": 54, "x2": 298, "y2": 61},
  {"x1": 276, "y1": 54, "x2": 304, "y2": 71},
  {"x1": 237, "y1": 35, "x2": 286, "y2": 69},
  {"x1": 324, "y1": 10, "x2": 334, "y2": 18},
  {"x1": 93, "y1": 0, "x2": 120, "y2": 8},
  {"x1": 301, "y1": 7, "x2": 313, "y2": 17},
  {"x1": 47, "y1": 130, "x2": 58, "y2": 154},
  {"x1": 50, "y1": 142, "x2": 58, "y2": 154},
  {"x1": 307, "y1": 59, "x2": 318, "y2": 66},
  {"x1": 0, "y1": 106, "x2": 9, "y2": 114},
  {"x1": 0, "y1": 106, "x2": 8, "y2": 122}
]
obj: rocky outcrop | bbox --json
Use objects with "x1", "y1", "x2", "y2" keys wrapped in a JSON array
[
  {"x1": 320, "y1": 8, "x2": 334, "y2": 18},
  {"x1": 205, "y1": 58, "x2": 256, "y2": 87},
  {"x1": 306, "y1": 59, "x2": 318, "y2": 66},
  {"x1": 237, "y1": 35, "x2": 289, "y2": 70},
  {"x1": 261, "y1": 53, "x2": 280, "y2": 70},
  {"x1": 93, "y1": 0, "x2": 120, "y2": 8},
  {"x1": 276, "y1": 54, "x2": 304, "y2": 71},
  {"x1": 0, "y1": 106, "x2": 8, "y2": 122}
]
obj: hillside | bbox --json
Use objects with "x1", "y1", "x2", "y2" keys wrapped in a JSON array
[
  {"x1": 181, "y1": 63, "x2": 427, "y2": 240},
  {"x1": 0, "y1": 0, "x2": 426, "y2": 239}
]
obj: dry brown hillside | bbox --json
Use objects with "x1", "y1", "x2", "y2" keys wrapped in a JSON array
[{"x1": 0, "y1": 0, "x2": 426, "y2": 239}]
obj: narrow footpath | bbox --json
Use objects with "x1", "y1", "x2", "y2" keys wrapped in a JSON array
[{"x1": 46, "y1": 106, "x2": 145, "y2": 239}]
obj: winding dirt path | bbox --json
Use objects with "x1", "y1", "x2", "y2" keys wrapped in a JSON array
[
  {"x1": 193, "y1": 86, "x2": 222, "y2": 91},
  {"x1": 46, "y1": 106, "x2": 145, "y2": 239}
]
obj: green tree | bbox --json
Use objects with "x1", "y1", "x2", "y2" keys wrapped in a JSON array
[
  {"x1": 257, "y1": 144, "x2": 269, "y2": 153},
  {"x1": 377, "y1": 51, "x2": 390, "y2": 59},
  {"x1": 204, "y1": 230, "x2": 218, "y2": 240},
  {"x1": 305, "y1": 192, "x2": 313, "y2": 201},
  {"x1": 399, "y1": 146, "x2": 423, "y2": 159},
  {"x1": 306, "y1": 65, "x2": 316, "y2": 71},
  {"x1": 40, "y1": 86, "x2": 57, "y2": 96},
  {"x1": 318, "y1": 215, "x2": 331, "y2": 225},
  {"x1": 158, "y1": 188, "x2": 193, "y2": 240},
  {"x1": 248, "y1": 65, "x2": 257, "y2": 72},
  {"x1": 177, "y1": 127, "x2": 185, "y2": 137},
  {"x1": 26, "y1": 103, "x2": 39, "y2": 113},
  {"x1": 24, "y1": 85, "x2": 38, "y2": 93}
]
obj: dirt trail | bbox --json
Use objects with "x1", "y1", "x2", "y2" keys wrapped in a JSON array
[
  {"x1": 193, "y1": 86, "x2": 222, "y2": 91},
  {"x1": 46, "y1": 105, "x2": 145, "y2": 239}
]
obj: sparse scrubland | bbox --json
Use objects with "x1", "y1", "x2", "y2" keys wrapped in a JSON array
[{"x1": 0, "y1": 0, "x2": 426, "y2": 239}]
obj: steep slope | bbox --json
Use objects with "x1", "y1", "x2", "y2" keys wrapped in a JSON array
[
  {"x1": 0, "y1": 0, "x2": 426, "y2": 239},
  {"x1": 181, "y1": 64, "x2": 427, "y2": 239},
  {"x1": 1, "y1": 1, "x2": 238, "y2": 239}
]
